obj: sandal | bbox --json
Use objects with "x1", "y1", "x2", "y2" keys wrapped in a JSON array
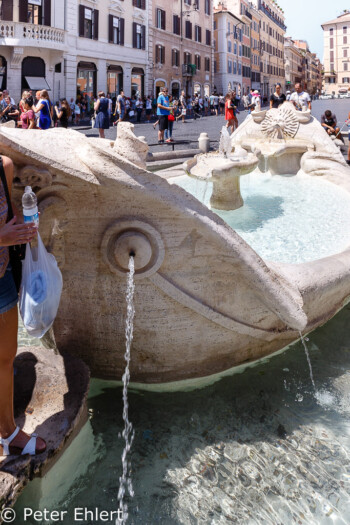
[{"x1": 0, "y1": 426, "x2": 46, "y2": 456}]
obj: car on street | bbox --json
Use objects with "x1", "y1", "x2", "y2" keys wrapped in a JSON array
[{"x1": 319, "y1": 94, "x2": 333, "y2": 99}]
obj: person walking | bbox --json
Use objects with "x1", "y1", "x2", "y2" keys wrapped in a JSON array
[
  {"x1": 156, "y1": 87, "x2": 170, "y2": 144},
  {"x1": 225, "y1": 93, "x2": 236, "y2": 134},
  {"x1": 18, "y1": 96, "x2": 36, "y2": 129},
  {"x1": 0, "y1": 155, "x2": 46, "y2": 456},
  {"x1": 164, "y1": 95, "x2": 176, "y2": 142},
  {"x1": 54, "y1": 99, "x2": 71, "y2": 129},
  {"x1": 145, "y1": 96, "x2": 152, "y2": 122},
  {"x1": 270, "y1": 83, "x2": 286, "y2": 109},
  {"x1": 290, "y1": 83, "x2": 312, "y2": 111},
  {"x1": 33, "y1": 90, "x2": 53, "y2": 130},
  {"x1": 176, "y1": 90, "x2": 187, "y2": 123},
  {"x1": 94, "y1": 91, "x2": 110, "y2": 138},
  {"x1": 116, "y1": 90, "x2": 125, "y2": 124},
  {"x1": 135, "y1": 97, "x2": 143, "y2": 123}
]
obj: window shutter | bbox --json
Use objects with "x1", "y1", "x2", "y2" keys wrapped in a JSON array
[
  {"x1": 198, "y1": 26, "x2": 202, "y2": 42},
  {"x1": 132, "y1": 22, "x2": 137, "y2": 48},
  {"x1": 172, "y1": 49, "x2": 175, "y2": 66},
  {"x1": 141, "y1": 25, "x2": 146, "y2": 49},
  {"x1": 79, "y1": 4, "x2": 85, "y2": 37},
  {"x1": 120, "y1": 18, "x2": 125, "y2": 45},
  {"x1": 43, "y1": 0, "x2": 51, "y2": 26},
  {"x1": 161, "y1": 10, "x2": 166, "y2": 30},
  {"x1": 93, "y1": 9, "x2": 99, "y2": 40},
  {"x1": 109, "y1": 14, "x2": 113, "y2": 43},
  {"x1": 2, "y1": 0, "x2": 13, "y2": 21},
  {"x1": 19, "y1": 0, "x2": 28, "y2": 22},
  {"x1": 141, "y1": 0, "x2": 146, "y2": 9},
  {"x1": 156, "y1": 46, "x2": 159, "y2": 63}
]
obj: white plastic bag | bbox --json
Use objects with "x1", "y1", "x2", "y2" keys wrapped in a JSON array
[{"x1": 19, "y1": 233, "x2": 63, "y2": 338}]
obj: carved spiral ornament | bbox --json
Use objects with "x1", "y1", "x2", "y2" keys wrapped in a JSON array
[
  {"x1": 261, "y1": 107, "x2": 299, "y2": 139},
  {"x1": 101, "y1": 219, "x2": 165, "y2": 279}
]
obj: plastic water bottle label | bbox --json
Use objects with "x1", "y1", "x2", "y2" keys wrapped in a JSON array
[{"x1": 24, "y1": 212, "x2": 39, "y2": 227}]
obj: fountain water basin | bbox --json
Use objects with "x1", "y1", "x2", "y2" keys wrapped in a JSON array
[{"x1": 183, "y1": 127, "x2": 259, "y2": 210}]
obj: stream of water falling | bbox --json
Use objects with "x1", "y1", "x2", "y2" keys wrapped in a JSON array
[
  {"x1": 118, "y1": 256, "x2": 135, "y2": 523},
  {"x1": 299, "y1": 331, "x2": 316, "y2": 391}
]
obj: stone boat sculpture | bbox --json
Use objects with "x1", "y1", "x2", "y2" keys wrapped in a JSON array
[{"x1": 0, "y1": 106, "x2": 349, "y2": 384}]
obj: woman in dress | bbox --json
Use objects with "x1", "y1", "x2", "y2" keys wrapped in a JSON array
[
  {"x1": 94, "y1": 91, "x2": 110, "y2": 139},
  {"x1": 33, "y1": 90, "x2": 53, "y2": 130},
  {"x1": 270, "y1": 83, "x2": 286, "y2": 109},
  {"x1": 225, "y1": 93, "x2": 236, "y2": 134},
  {"x1": 54, "y1": 99, "x2": 71, "y2": 129},
  {"x1": 19, "y1": 96, "x2": 36, "y2": 129},
  {"x1": 0, "y1": 155, "x2": 46, "y2": 455}
]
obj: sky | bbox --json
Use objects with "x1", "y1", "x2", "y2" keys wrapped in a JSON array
[{"x1": 277, "y1": 0, "x2": 350, "y2": 61}]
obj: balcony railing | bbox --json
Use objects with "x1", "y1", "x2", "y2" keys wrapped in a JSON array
[
  {"x1": 0, "y1": 21, "x2": 66, "y2": 48},
  {"x1": 182, "y1": 64, "x2": 196, "y2": 77}
]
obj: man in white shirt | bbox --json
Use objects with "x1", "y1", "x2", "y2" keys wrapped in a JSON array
[{"x1": 290, "y1": 83, "x2": 311, "y2": 111}]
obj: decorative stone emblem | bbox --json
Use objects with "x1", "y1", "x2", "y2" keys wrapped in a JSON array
[{"x1": 261, "y1": 106, "x2": 299, "y2": 140}]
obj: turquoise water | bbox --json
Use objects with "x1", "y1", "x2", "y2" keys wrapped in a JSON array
[
  {"x1": 172, "y1": 172, "x2": 350, "y2": 264},
  {"x1": 15, "y1": 306, "x2": 350, "y2": 524}
]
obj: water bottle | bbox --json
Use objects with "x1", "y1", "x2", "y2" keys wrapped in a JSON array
[{"x1": 22, "y1": 186, "x2": 39, "y2": 227}]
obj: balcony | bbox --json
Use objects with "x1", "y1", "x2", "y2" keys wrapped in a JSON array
[
  {"x1": 182, "y1": 64, "x2": 196, "y2": 77},
  {"x1": 0, "y1": 21, "x2": 66, "y2": 50}
]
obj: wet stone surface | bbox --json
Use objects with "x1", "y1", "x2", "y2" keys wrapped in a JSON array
[{"x1": 0, "y1": 346, "x2": 90, "y2": 510}]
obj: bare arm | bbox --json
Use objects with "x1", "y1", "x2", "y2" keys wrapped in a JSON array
[
  {"x1": 0, "y1": 157, "x2": 37, "y2": 246},
  {"x1": 33, "y1": 103, "x2": 44, "y2": 114},
  {"x1": 94, "y1": 100, "x2": 100, "y2": 112}
]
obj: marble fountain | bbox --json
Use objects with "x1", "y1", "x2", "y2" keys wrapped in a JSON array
[{"x1": 0, "y1": 102, "x2": 350, "y2": 388}]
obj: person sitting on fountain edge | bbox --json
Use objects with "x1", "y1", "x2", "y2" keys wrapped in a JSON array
[{"x1": 321, "y1": 110, "x2": 342, "y2": 142}]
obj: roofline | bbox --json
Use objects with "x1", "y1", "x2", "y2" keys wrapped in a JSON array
[{"x1": 213, "y1": 8, "x2": 245, "y2": 25}]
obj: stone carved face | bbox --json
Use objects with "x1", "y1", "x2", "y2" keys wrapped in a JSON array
[{"x1": 261, "y1": 107, "x2": 299, "y2": 140}]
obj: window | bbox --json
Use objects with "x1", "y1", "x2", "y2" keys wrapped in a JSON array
[
  {"x1": 343, "y1": 77, "x2": 350, "y2": 83},
  {"x1": 228, "y1": 59, "x2": 232, "y2": 73},
  {"x1": 83, "y1": 7, "x2": 92, "y2": 38},
  {"x1": 132, "y1": 0, "x2": 146, "y2": 8},
  {"x1": 344, "y1": 36, "x2": 347, "y2": 44},
  {"x1": 155, "y1": 45, "x2": 165, "y2": 64},
  {"x1": 239, "y1": 45, "x2": 242, "y2": 56},
  {"x1": 184, "y1": 52, "x2": 191, "y2": 64},
  {"x1": 234, "y1": 42, "x2": 237, "y2": 54},
  {"x1": 345, "y1": 63, "x2": 348, "y2": 71},
  {"x1": 330, "y1": 38, "x2": 334, "y2": 49},
  {"x1": 330, "y1": 51, "x2": 334, "y2": 61},
  {"x1": 0, "y1": 0, "x2": 13, "y2": 21},
  {"x1": 330, "y1": 62, "x2": 334, "y2": 71},
  {"x1": 228, "y1": 22, "x2": 230, "y2": 33},
  {"x1": 185, "y1": 20, "x2": 192, "y2": 39},
  {"x1": 344, "y1": 26, "x2": 348, "y2": 34},
  {"x1": 195, "y1": 25, "x2": 202, "y2": 42},
  {"x1": 233, "y1": 61, "x2": 237, "y2": 74},
  {"x1": 213, "y1": 20, "x2": 216, "y2": 30},
  {"x1": 173, "y1": 15, "x2": 180, "y2": 35},
  {"x1": 344, "y1": 49, "x2": 348, "y2": 58},
  {"x1": 206, "y1": 29, "x2": 211, "y2": 45},
  {"x1": 109, "y1": 15, "x2": 124, "y2": 45},
  {"x1": 195, "y1": 54, "x2": 201, "y2": 70},
  {"x1": 330, "y1": 28, "x2": 333, "y2": 35},
  {"x1": 228, "y1": 40, "x2": 232, "y2": 52},
  {"x1": 156, "y1": 8, "x2": 165, "y2": 30},
  {"x1": 205, "y1": 0, "x2": 210, "y2": 15},
  {"x1": 205, "y1": 57, "x2": 210, "y2": 71},
  {"x1": 172, "y1": 49, "x2": 179, "y2": 67},
  {"x1": 184, "y1": 0, "x2": 191, "y2": 4},
  {"x1": 133, "y1": 23, "x2": 145, "y2": 49},
  {"x1": 27, "y1": 0, "x2": 42, "y2": 24}
]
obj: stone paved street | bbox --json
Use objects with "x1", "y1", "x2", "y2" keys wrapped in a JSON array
[{"x1": 76, "y1": 99, "x2": 350, "y2": 156}]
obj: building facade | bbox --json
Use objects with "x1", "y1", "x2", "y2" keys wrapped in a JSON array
[
  {"x1": 322, "y1": 11, "x2": 350, "y2": 95},
  {"x1": 149, "y1": 0, "x2": 213, "y2": 98},
  {"x1": 284, "y1": 37, "x2": 303, "y2": 91},
  {"x1": 0, "y1": 0, "x2": 150, "y2": 103},
  {"x1": 213, "y1": 4, "x2": 243, "y2": 95},
  {"x1": 250, "y1": 2, "x2": 261, "y2": 91},
  {"x1": 66, "y1": 0, "x2": 149, "y2": 102},
  {"x1": 0, "y1": 0, "x2": 66, "y2": 103}
]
